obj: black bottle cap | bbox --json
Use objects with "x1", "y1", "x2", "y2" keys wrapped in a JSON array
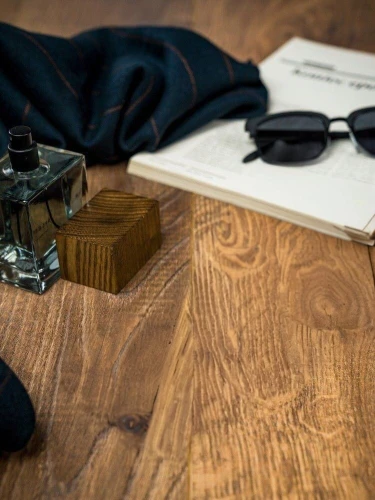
[{"x1": 8, "y1": 126, "x2": 40, "y2": 172}]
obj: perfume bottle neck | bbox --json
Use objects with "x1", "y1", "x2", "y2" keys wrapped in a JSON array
[
  {"x1": 12, "y1": 163, "x2": 49, "y2": 181},
  {"x1": 8, "y1": 126, "x2": 40, "y2": 174}
]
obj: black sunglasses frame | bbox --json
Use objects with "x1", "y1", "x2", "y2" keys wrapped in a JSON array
[{"x1": 244, "y1": 106, "x2": 375, "y2": 164}]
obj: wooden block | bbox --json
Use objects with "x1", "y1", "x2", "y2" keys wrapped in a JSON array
[{"x1": 56, "y1": 189, "x2": 162, "y2": 294}]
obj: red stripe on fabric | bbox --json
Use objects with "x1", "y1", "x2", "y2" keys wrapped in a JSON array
[
  {"x1": 222, "y1": 53, "x2": 235, "y2": 85},
  {"x1": 21, "y1": 32, "x2": 78, "y2": 99},
  {"x1": 150, "y1": 116, "x2": 160, "y2": 147},
  {"x1": 124, "y1": 76, "x2": 155, "y2": 116},
  {"x1": 102, "y1": 103, "x2": 124, "y2": 116},
  {"x1": 111, "y1": 29, "x2": 198, "y2": 107},
  {"x1": 101, "y1": 75, "x2": 155, "y2": 117},
  {"x1": 22, "y1": 101, "x2": 31, "y2": 123}
]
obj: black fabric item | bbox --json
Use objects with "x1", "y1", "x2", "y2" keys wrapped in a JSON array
[
  {"x1": 0, "y1": 23, "x2": 268, "y2": 165},
  {"x1": 0, "y1": 358, "x2": 35, "y2": 452}
]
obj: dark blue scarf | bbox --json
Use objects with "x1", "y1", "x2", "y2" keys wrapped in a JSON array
[
  {"x1": 0, "y1": 23, "x2": 267, "y2": 165},
  {"x1": 0, "y1": 358, "x2": 35, "y2": 452}
]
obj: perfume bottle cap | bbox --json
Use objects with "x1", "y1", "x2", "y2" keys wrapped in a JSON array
[{"x1": 8, "y1": 126, "x2": 40, "y2": 172}]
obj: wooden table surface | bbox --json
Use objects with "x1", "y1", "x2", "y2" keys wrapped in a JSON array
[{"x1": 1, "y1": 0, "x2": 375, "y2": 498}]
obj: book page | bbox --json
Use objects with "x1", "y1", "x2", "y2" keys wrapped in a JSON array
[
  {"x1": 262, "y1": 37, "x2": 375, "y2": 115},
  {"x1": 133, "y1": 120, "x2": 375, "y2": 230}
]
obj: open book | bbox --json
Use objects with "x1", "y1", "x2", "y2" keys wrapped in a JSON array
[{"x1": 128, "y1": 38, "x2": 375, "y2": 245}]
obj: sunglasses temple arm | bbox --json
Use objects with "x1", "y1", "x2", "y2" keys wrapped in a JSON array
[{"x1": 243, "y1": 149, "x2": 261, "y2": 163}]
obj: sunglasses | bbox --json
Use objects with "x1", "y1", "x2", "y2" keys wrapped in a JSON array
[{"x1": 243, "y1": 107, "x2": 375, "y2": 165}]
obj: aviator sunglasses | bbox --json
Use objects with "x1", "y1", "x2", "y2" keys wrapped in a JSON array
[{"x1": 243, "y1": 107, "x2": 375, "y2": 165}]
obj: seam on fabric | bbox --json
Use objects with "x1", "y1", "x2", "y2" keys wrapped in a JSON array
[
  {"x1": 111, "y1": 29, "x2": 198, "y2": 107},
  {"x1": 21, "y1": 32, "x2": 78, "y2": 99}
]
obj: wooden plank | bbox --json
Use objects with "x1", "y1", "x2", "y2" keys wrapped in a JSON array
[
  {"x1": 189, "y1": 3, "x2": 375, "y2": 496},
  {"x1": 1, "y1": 0, "x2": 193, "y2": 36},
  {"x1": 191, "y1": 0, "x2": 375, "y2": 60},
  {"x1": 0, "y1": 1, "x2": 193, "y2": 497},
  {"x1": 191, "y1": 199, "x2": 375, "y2": 498},
  {"x1": 1, "y1": 0, "x2": 375, "y2": 498},
  {"x1": 126, "y1": 294, "x2": 193, "y2": 499},
  {"x1": 0, "y1": 163, "x2": 191, "y2": 498}
]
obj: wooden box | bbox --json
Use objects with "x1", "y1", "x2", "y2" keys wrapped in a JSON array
[{"x1": 56, "y1": 189, "x2": 161, "y2": 294}]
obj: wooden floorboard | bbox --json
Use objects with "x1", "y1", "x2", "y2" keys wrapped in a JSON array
[
  {"x1": 0, "y1": 162, "x2": 192, "y2": 498},
  {"x1": 1, "y1": 0, "x2": 375, "y2": 498},
  {"x1": 191, "y1": 200, "x2": 375, "y2": 497}
]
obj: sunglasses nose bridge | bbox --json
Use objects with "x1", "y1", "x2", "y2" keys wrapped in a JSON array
[
  {"x1": 328, "y1": 117, "x2": 350, "y2": 133},
  {"x1": 327, "y1": 117, "x2": 350, "y2": 134},
  {"x1": 328, "y1": 117, "x2": 348, "y2": 126}
]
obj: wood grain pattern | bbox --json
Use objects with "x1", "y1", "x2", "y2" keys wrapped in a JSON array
[
  {"x1": 191, "y1": 199, "x2": 375, "y2": 498},
  {"x1": 0, "y1": 0, "x2": 375, "y2": 498},
  {"x1": 190, "y1": 2, "x2": 375, "y2": 497},
  {"x1": 192, "y1": 0, "x2": 375, "y2": 61},
  {"x1": 56, "y1": 189, "x2": 162, "y2": 294},
  {"x1": 126, "y1": 295, "x2": 192, "y2": 499},
  {"x1": 0, "y1": 161, "x2": 191, "y2": 498}
]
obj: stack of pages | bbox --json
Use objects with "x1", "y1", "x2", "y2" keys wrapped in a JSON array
[{"x1": 128, "y1": 38, "x2": 375, "y2": 245}]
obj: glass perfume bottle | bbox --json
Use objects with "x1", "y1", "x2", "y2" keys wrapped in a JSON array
[{"x1": 0, "y1": 126, "x2": 87, "y2": 294}]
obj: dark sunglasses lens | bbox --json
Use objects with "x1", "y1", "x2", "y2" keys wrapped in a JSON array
[
  {"x1": 352, "y1": 110, "x2": 375, "y2": 156},
  {"x1": 255, "y1": 115, "x2": 327, "y2": 164}
]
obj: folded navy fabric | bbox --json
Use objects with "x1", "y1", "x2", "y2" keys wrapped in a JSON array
[
  {"x1": 0, "y1": 23, "x2": 267, "y2": 165},
  {"x1": 0, "y1": 358, "x2": 35, "y2": 452}
]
